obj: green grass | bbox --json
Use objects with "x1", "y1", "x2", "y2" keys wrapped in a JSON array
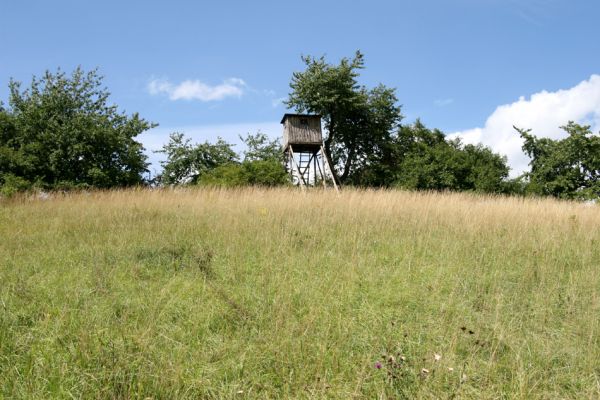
[{"x1": 1, "y1": 188, "x2": 599, "y2": 399}]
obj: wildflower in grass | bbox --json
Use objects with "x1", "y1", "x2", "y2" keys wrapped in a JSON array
[
  {"x1": 434, "y1": 353, "x2": 441, "y2": 362},
  {"x1": 375, "y1": 361, "x2": 382, "y2": 369}
]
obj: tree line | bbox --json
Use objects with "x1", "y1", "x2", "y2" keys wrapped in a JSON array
[{"x1": 1, "y1": 55, "x2": 599, "y2": 200}]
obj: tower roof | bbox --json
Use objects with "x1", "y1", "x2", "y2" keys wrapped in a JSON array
[{"x1": 280, "y1": 113, "x2": 321, "y2": 124}]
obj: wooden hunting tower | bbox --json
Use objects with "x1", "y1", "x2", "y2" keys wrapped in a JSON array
[{"x1": 281, "y1": 114, "x2": 338, "y2": 189}]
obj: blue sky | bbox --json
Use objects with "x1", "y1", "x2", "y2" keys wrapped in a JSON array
[{"x1": 1, "y1": 0, "x2": 599, "y2": 175}]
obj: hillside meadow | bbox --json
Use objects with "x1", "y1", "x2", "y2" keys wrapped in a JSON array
[{"x1": 0, "y1": 188, "x2": 599, "y2": 399}]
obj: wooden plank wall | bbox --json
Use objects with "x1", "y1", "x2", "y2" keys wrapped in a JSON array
[{"x1": 283, "y1": 116, "x2": 322, "y2": 147}]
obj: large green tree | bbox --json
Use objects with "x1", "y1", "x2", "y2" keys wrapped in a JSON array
[
  {"x1": 285, "y1": 51, "x2": 402, "y2": 184},
  {"x1": 516, "y1": 122, "x2": 600, "y2": 199},
  {"x1": 0, "y1": 67, "x2": 153, "y2": 190},
  {"x1": 393, "y1": 122, "x2": 510, "y2": 192},
  {"x1": 352, "y1": 120, "x2": 510, "y2": 192}
]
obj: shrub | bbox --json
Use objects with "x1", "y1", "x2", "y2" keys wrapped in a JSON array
[
  {"x1": 199, "y1": 160, "x2": 288, "y2": 187},
  {"x1": 0, "y1": 173, "x2": 31, "y2": 197}
]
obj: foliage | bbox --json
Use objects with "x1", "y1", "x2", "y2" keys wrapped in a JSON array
[
  {"x1": 156, "y1": 133, "x2": 239, "y2": 185},
  {"x1": 0, "y1": 109, "x2": 29, "y2": 194},
  {"x1": 286, "y1": 51, "x2": 403, "y2": 184},
  {"x1": 241, "y1": 159, "x2": 287, "y2": 186},
  {"x1": 157, "y1": 131, "x2": 287, "y2": 187},
  {"x1": 199, "y1": 159, "x2": 288, "y2": 187},
  {"x1": 350, "y1": 120, "x2": 510, "y2": 193},
  {"x1": 240, "y1": 131, "x2": 283, "y2": 162},
  {"x1": 0, "y1": 173, "x2": 31, "y2": 197},
  {"x1": 516, "y1": 122, "x2": 600, "y2": 199},
  {"x1": 0, "y1": 68, "x2": 153, "y2": 191},
  {"x1": 285, "y1": 52, "x2": 510, "y2": 193},
  {"x1": 459, "y1": 143, "x2": 512, "y2": 193},
  {"x1": 198, "y1": 163, "x2": 246, "y2": 187}
]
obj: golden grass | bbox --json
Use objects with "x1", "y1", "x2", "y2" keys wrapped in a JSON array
[{"x1": 1, "y1": 187, "x2": 599, "y2": 398}]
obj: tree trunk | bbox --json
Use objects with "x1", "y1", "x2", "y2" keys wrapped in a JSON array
[
  {"x1": 323, "y1": 139, "x2": 341, "y2": 186},
  {"x1": 340, "y1": 145, "x2": 355, "y2": 183},
  {"x1": 323, "y1": 121, "x2": 341, "y2": 186}
]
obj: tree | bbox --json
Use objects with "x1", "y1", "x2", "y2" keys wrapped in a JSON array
[
  {"x1": 199, "y1": 160, "x2": 288, "y2": 187},
  {"x1": 157, "y1": 131, "x2": 289, "y2": 187},
  {"x1": 461, "y1": 143, "x2": 511, "y2": 193},
  {"x1": 0, "y1": 106, "x2": 33, "y2": 196},
  {"x1": 0, "y1": 67, "x2": 153, "y2": 190},
  {"x1": 285, "y1": 51, "x2": 402, "y2": 184},
  {"x1": 240, "y1": 131, "x2": 282, "y2": 162},
  {"x1": 355, "y1": 120, "x2": 510, "y2": 192},
  {"x1": 284, "y1": 51, "x2": 513, "y2": 192},
  {"x1": 156, "y1": 133, "x2": 238, "y2": 185},
  {"x1": 516, "y1": 122, "x2": 600, "y2": 199}
]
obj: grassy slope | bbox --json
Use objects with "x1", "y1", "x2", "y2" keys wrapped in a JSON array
[{"x1": 0, "y1": 188, "x2": 599, "y2": 399}]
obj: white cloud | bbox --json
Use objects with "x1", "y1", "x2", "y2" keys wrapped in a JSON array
[
  {"x1": 448, "y1": 75, "x2": 600, "y2": 177},
  {"x1": 148, "y1": 77, "x2": 246, "y2": 101}
]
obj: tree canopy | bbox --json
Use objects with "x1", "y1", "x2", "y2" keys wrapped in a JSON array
[
  {"x1": 286, "y1": 51, "x2": 403, "y2": 184},
  {"x1": 516, "y1": 122, "x2": 600, "y2": 199},
  {"x1": 284, "y1": 52, "x2": 511, "y2": 192},
  {"x1": 392, "y1": 122, "x2": 510, "y2": 192},
  {"x1": 3, "y1": 57, "x2": 599, "y2": 201},
  {"x1": 348, "y1": 120, "x2": 510, "y2": 192},
  {"x1": 157, "y1": 133, "x2": 239, "y2": 185},
  {"x1": 0, "y1": 67, "x2": 153, "y2": 192},
  {"x1": 156, "y1": 131, "x2": 287, "y2": 187}
]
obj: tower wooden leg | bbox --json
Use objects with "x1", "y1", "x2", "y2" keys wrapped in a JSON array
[
  {"x1": 289, "y1": 145, "x2": 307, "y2": 187},
  {"x1": 320, "y1": 144, "x2": 339, "y2": 191}
]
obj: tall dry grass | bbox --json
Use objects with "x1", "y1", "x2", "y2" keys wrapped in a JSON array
[{"x1": 1, "y1": 187, "x2": 599, "y2": 398}]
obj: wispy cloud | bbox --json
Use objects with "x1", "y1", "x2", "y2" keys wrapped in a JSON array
[
  {"x1": 271, "y1": 97, "x2": 287, "y2": 108},
  {"x1": 148, "y1": 77, "x2": 246, "y2": 101},
  {"x1": 434, "y1": 98, "x2": 454, "y2": 107},
  {"x1": 507, "y1": 0, "x2": 560, "y2": 26},
  {"x1": 448, "y1": 75, "x2": 600, "y2": 177}
]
